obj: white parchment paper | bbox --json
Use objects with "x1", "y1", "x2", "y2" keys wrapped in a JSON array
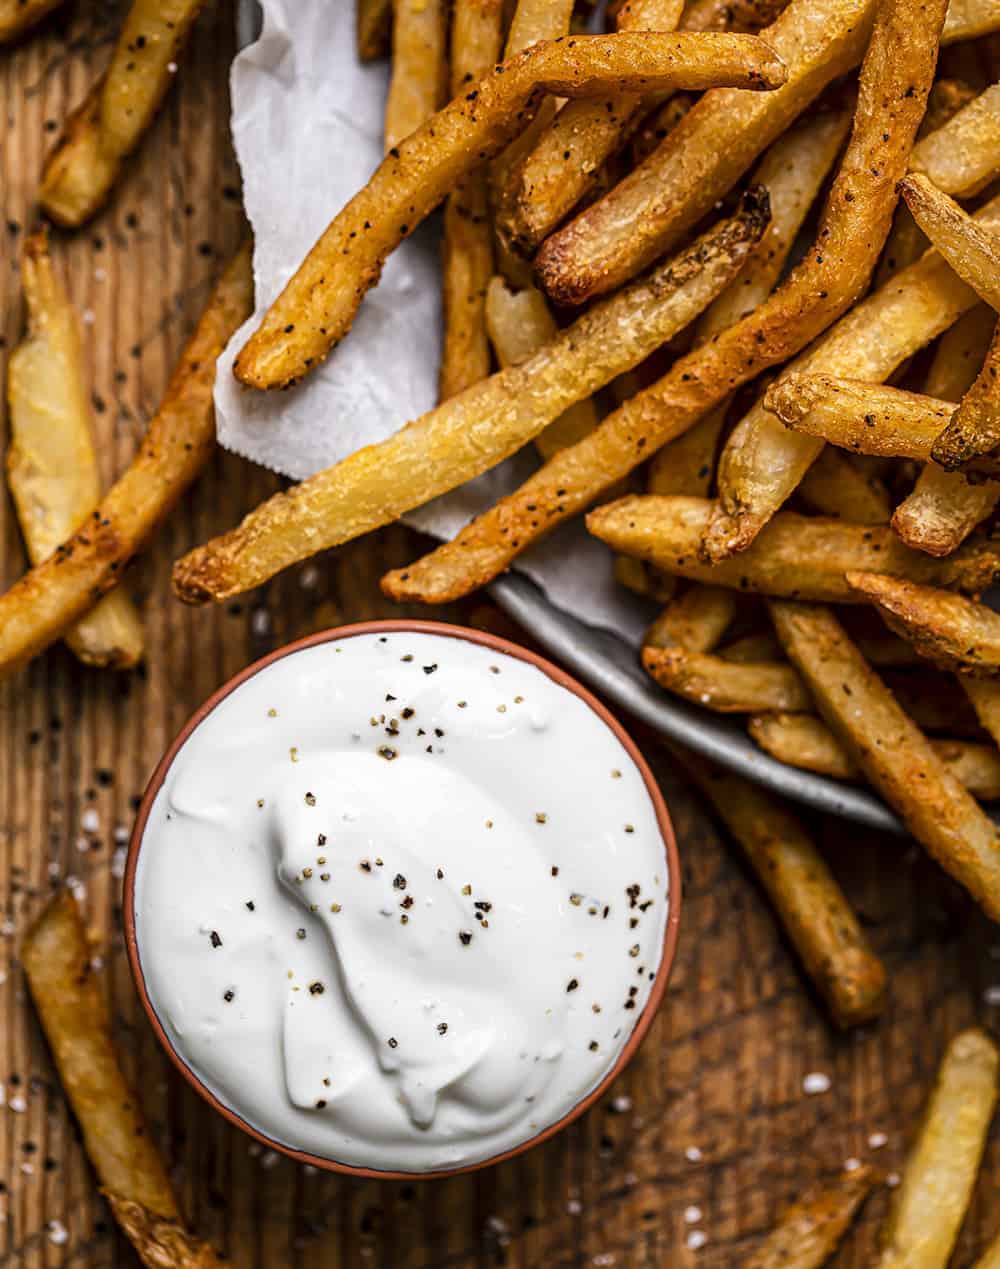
[{"x1": 217, "y1": 0, "x2": 650, "y2": 641}]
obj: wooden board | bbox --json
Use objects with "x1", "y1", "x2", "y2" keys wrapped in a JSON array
[{"x1": 0, "y1": 3, "x2": 998, "y2": 1265}]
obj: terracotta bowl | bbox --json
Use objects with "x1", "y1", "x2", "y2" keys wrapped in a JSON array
[{"x1": 124, "y1": 619, "x2": 682, "y2": 1179}]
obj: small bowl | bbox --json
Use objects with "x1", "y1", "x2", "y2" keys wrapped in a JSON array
[{"x1": 124, "y1": 619, "x2": 682, "y2": 1179}]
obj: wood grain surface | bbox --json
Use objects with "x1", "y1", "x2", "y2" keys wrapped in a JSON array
[{"x1": 1, "y1": 3, "x2": 999, "y2": 1265}]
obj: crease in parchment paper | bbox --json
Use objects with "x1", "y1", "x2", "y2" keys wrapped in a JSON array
[{"x1": 216, "y1": 0, "x2": 650, "y2": 641}]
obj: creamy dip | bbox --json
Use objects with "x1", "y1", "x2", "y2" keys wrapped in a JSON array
[{"x1": 134, "y1": 630, "x2": 670, "y2": 1172}]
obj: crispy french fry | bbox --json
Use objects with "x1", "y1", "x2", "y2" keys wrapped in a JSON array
[
  {"x1": 847, "y1": 571, "x2": 1000, "y2": 677},
  {"x1": 770, "y1": 601, "x2": 1000, "y2": 921},
  {"x1": 680, "y1": 0, "x2": 789, "y2": 32},
  {"x1": 39, "y1": 0, "x2": 205, "y2": 228},
  {"x1": 877, "y1": 1029, "x2": 999, "y2": 1269},
  {"x1": 750, "y1": 711, "x2": 1000, "y2": 797},
  {"x1": 22, "y1": 894, "x2": 224, "y2": 1268},
  {"x1": 234, "y1": 32, "x2": 786, "y2": 391},
  {"x1": 644, "y1": 644, "x2": 810, "y2": 711},
  {"x1": 942, "y1": 0, "x2": 1000, "y2": 42},
  {"x1": 910, "y1": 82, "x2": 1000, "y2": 198},
  {"x1": 613, "y1": 555, "x2": 677, "y2": 602},
  {"x1": 0, "y1": 0, "x2": 66, "y2": 43},
  {"x1": 931, "y1": 320, "x2": 1000, "y2": 468},
  {"x1": 893, "y1": 304, "x2": 999, "y2": 554},
  {"x1": 438, "y1": 0, "x2": 504, "y2": 401},
  {"x1": 796, "y1": 446, "x2": 890, "y2": 523},
  {"x1": 706, "y1": 183, "x2": 1000, "y2": 562},
  {"x1": 763, "y1": 373, "x2": 955, "y2": 458},
  {"x1": 587, "y1": 495, "x2": 1000, "y2": 602},
  {"x1": 0, "y1": 245, "x2": 253, "y2": 679},
  {"x1": 484, "y1": 276, "x2": 598, "y2": 458},
  {"x1": 644, "y1": 583, "x2": 736, "y2": 650},
  {"x1": 7, "y1": 232, "x2": 145, "y2": 670},
  {"x1": 534, "y1": 0, "x2": 876, "y2": 306},
  {"x1": 357, "y1": 0, "x2": 392, "y2": 61},
  {"x1": 629, "y1": 90, "x2": 693, "y2": 163},
  {"x1": 744, "y1": 1165, "x2": 882, "y2": 1268},
  {"x1": 384, "y1": 0, "x2": 448, "y2": 152},
  {"x1": 504, "y1": 0, "x2": 574, "y2": 52},
  {"x1": 383, "y1": 0, "x2": 950, "y2": 601},
  {"x1": 175, "y1": 198, "x2": 768, "y2": 603},
  {"x1": 495, "y1": 0, "x2": 687, "y2": 258},
  {"x1": 677, "y1": 750, "x2": 887, "y2": 1026},
  {"x1": 647, "y1": 408, "x2": 727, "y2": 496},
  {"x1": 902, "y1": 173, "x2": 1000, "y2": 313}
]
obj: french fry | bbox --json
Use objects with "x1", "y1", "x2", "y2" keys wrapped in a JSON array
[
  {"x1": 629, "y1": 90, "x2": 693, "y2": 164},
  {"x1": 973, "y1": 1233, "x2": 1000, "y2": 1269},
  {"x1": 644, "y1": 644, "x2": 810, "y2": 711},
  {"x1": 847, "y1": 571, "x2": 1000, "y2": 677},
  {"x1": 534, "y1": 0, "x2": 876, "y2": 306},
  {"x1": 749, "y1": 712, "x2": 1000, "y2": 797},
  {"x1": 647, "y1": 408, "x2": 727, "y2": 497},
  {"x1": 964, "y1": 677, "x2": 1000, "y2": 750},
  {"x1": 438, "y1": 0, "x2": 504, "y2": 401},
  {"x1": 233, "y1": 32, "x2": 787, "y2": 391},
  {"x1": 7, "y1": 232, "x2": 144, "y2": 670},
  {"x1": 495, "y1": 0, "x2": 688, "y2": 258},
  {"x1": 0, "y1": 0, "x2": 66, "y2": 44},
  {"x1": 680, "y1": 0, "x2": 789, "y2": 33},
  {"x1": 382, "y1": 0, "x2": 950, "y2": 601},
  {"x1": 744, "y1": 1165, "x2": 882, "y2": 1268},
  {"x1": 902, "y1": 173, "x2": 1000, "y2": 313},
  {"x1": 0, "y1": 244, "x2": 253, "y2": 679},
  {"x1": 876, "y1": 1029, "x2": 999, "y2": 1269},
  {"x1": 770, "y1": 601, "x2": 1000, "y2": 922},
  {"x1": 894, "y1": 305, "x2": 1000, "y2": 554},
  {"x1": 677, "y1": 750, "x2": 887, "y2": 1027},
  {"x1": 706, "y1": 179, "x2": 1000, "y2": 561},
  {"x1": 941, "y1": 0, "x2": 1000, "y2": 42},
  {"x1": 643, "y1": 583, "x2": 736, "y2": 650},
  {"x1": 718, "y1": 631, "x2": 782, "y2": 661},
  {"x1": 910, "y1": 82, "x2": 1000, "y2": 198},
  {"x1": 384, "y1": 0, "x2": 448, "y2": 153},
  {"x1": 613, "y1": 555, "x2": 677, "y2": 602},
  {"x1": 889, "y1": 668, "x2": 987, "y2": 735},
  {"x1": 503, "y1": 0, "x2": 574, "y2": 53},
  {"x1": 22, "y1": 894, "x2": 224, "y2": 1268},
  {"x1": 39, "y1": 0, "x2": 206, "y2": 228},
  {"x1": 762, "y1": 373, "x2": 955, "y2": 459},
  {"x1": 176, "y1": 197, "x2": 770, "y2": 603},
  {"x1": 357, "y1": 0, "x2": 393, "y2": 62},
  {"x1": 796, "y1": 446, "x2": 890, "y2": 523},
  {"x1": 587, "y1": 496, "x2": 1000, "y2": 603},
  {"x1": 484, "y1": 276, "x2": 598, "y2": 459},
  {"x1": 931, "y1": 320, "x2": 1000, "y2": 469}
]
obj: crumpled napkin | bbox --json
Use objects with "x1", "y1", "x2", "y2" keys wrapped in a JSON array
[{"x1": 217, "y1": 0, "x2": 650, "y2": 641}]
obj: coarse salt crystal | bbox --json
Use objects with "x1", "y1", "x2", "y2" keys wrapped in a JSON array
[
  {"x1": 611, "y1": 1095, "x2": 632, "y2": 1113},
  {"x1": 567, "y1": 1199, "x2": 583, "y2": 1215},
  {"x1": 1, "y1": 922, "x2": 14, "y2": 939},
  {"x1": 302, "y1": 1164, "x2": 317, "y2": 1176},
  {"x1": 47, "y1": 862, "x2": 61, "y2": 879},
  {"x1": 167, "y1": 61, "x2": 178, "y2": 72},
  {"x1": 685, "y1": 1146, "x2": 703, "y2": 1162},
  {"x1": 844, "y1": 1157, "x2": 861, "y2": 1172},
  {"x1": 76, "y1": 838, "x2": 90, "y2": 854},
  {"x1": 251, "y1": 608, "x2": 272, "y2": 637},
  {"x1": 684, "y1": 1206, "x2": 703, "y2": 1224},
  {"x1": 47, "y1": 1220, "x2": 68, "y2": 1246},
  {"x1": 81, "y1": 808, "x2": 99, "y2": 833},
  {"x1": 887, "y1": 1172, "x2": 900, "y2": 1187},
  {"x1": 91, "y1": 956, "x2": 104, "y2": 972},
  {"x1": 803, "y1": 1072, "x2": 831, "y2": 1095},
  {"x1": 111, "y1": 847, "x2": 127, "y2": 880},
  {"x1": 868, "y1": 1131, "x2": 888, "y2": 1149},
  {"x1": 687, "y1": 1231, "x2": 707, "y2": 1251},
  {"x1": 299, "y1": 564, "x2": 320, "y2": 590},
  {"x1": 593, "y1": 1255, "x2": 616, "y2": 1266},
  {"x1": 485, "y1": 1216, "x2": 508, "y2": 1236},
  {"x1": 94, "y1": 267, "x2": 106, "y2": 282},
  {"x1": 260, "y1": 1149, "x2": 279, "y2": 1169},
  {"x1": 114, "y1": 825, "x2": 130, "y2": 844},
  {"x1": 20, "y1": 1162, "x2": 33, "y2": 1176},
  {"x1": 8, "y1": 1095, "x2": 26, "y2": 1113},
  {"x1": 82, "y1": 309, "x2": 95, "y2": 325},
  {"x1": 984, "y1": 985, "x2": 1000, "y2": 1006}
]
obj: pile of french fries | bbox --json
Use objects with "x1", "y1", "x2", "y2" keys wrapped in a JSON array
[{"x1": 3, "y1": 0, "x2": 1000, "y2": 1259}]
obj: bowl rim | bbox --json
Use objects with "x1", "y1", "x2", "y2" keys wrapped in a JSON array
[{"x1": 124, "y1": 618, "x2": 682, "y2": 1180}]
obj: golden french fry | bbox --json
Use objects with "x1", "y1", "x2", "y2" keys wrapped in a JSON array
[
  {"x1": 744, "y1": 1165, "x2": 882, "y2": 1268},
  {"x1": 438, "y1": 0, "x2": 504, "y2": 401},
  {"x1": 495, "y1": 0, "x2": 687, "y2": 258},
  {"x1": 0, "y1": 245, "x2": 253, "y2": 679},
  {"x1": 677, "y1": 750, "x2": 887, "y2": 1026},
  {"x1": 797, "y1": 446, "x2": 890, "y2": 523},
  {"x1": 0, "y1": 0, "x2": 66, "y2": 43},
  {"x1": 931, "y1": 320, "x2": 1000, "y2": 468},
  {"x1": 357, "y1": 0, "x2": 392, "y2": 61},
  {"x1": 763, "y1": 373, "x2": 955, "y2": 458},
  {"x1": 382, "y1": 0, "x2": 950, "y2": 601},
  {"x1": 963, "y1": 676, "x2": 1000, "y2": 749},
  {"x1": 234, "y1": 32, "x2": 786, "y2": 391},
  {"x1": 680, "y1": 0, "x2": 789, "y2": 32},
  {"x1": 847, "y1": 571, "x2": 1000, "y2": 677},
  {"x1": 644, "y1": 644, "x2": 810, "y2": 711},
  {"x1": 902, "y1": 173, "x2": 1000, "y2": 313},
  {"x1": 503, "y1": 0, "x2": 574, "y2": 52},
  {"x1": 706, "y1": 185, "x2": 1000, "y2": 562},
  {"x1": 484, "y1": 276, "x2": 598, "y2": 458},
  {"x1": 174, "y1": 197, "x2": 768, "y2": 603},
  {"x1": 384, "y1": 0, "x2": 448, "y2": 152},
  {"x1": 22, "y1": 894, "x2": 224, "y2": 1268},
  {"x1": 647, "y1": 407, "x2": 727, "y2": 496},
  {"x1": 910, "y1": 82, "x2": 1000, "y2": 197},
  {"x1": 942, "y1": 0, "x2": 1000, "y2": 42},
  {"x1": 534, "y1": 0, "x2": 875, "y2": 306},
  {"x1": 39, "y1": 0, "x2": 205, "y2": 228},
  {"x1": 587, "y1": 495, "x2": 1000, "y2": 602},
  {"x1": 771, "y1": 602, "x2": 1000, "y2": 922},
  {"x1": 643, "y1": 583, "x2": 736, "y2": 650},
  {"x1": 750, "y1": 711, "x2": 1000, "y2": 797},
  {"x1": 629, "y1": 90, "x2": 693, "y2": 163},
  {"x1": 7, "y1": 231, "x2": 144, "y2": 670},
  {"x1": 877, "y1": 1029, "x2": 999, "y2": 1269},
  {"x1": 893, "y1": 304, "x2": 1000, "y2": 555}
]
